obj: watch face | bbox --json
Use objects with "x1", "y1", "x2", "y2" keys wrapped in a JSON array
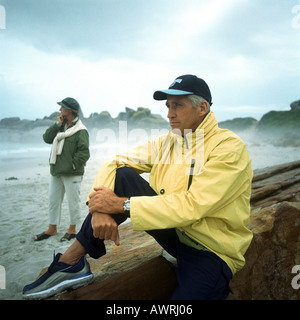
[{"x1": 124, "y1": 200, "x2": 130, "y2": 212}]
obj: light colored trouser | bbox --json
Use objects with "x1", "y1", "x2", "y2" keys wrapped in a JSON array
[{"x1": 48, "y1": 175, "x2": 83, "y2": 226}]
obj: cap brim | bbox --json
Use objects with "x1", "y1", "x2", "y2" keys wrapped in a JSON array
[
  {"x1": 153, "y1": 89, "x2": 194, "y2": 100},
  {"x1": 57, "y1": 101, "x2": 72, "y2": 110},
  {"x1": 57, "y1": 101, "x2": 67, "y2": 107}
]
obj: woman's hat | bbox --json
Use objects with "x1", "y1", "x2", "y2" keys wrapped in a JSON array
[{"x1": 57, "y1": 97, "x2": 80, "y2": 113}]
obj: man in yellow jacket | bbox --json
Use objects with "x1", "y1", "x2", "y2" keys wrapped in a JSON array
[{"x1": 23, "y1": 75, "x2": 253, "y2": 300}]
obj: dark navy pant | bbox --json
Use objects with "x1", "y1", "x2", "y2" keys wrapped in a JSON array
[{"x1": 76, "y1": 167, "x2": 232, "y2": 300}]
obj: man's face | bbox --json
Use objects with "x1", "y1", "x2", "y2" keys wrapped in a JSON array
[{"x1": 166, "y1": 95, "x2": 205, "y2": 135}]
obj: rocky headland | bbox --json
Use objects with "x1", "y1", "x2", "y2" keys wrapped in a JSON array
[
  {"x1": 218, "y1": 99, "x2": 300, "y2": 147},
  {"x1": 1, "y1": 99, "x2": 299, "y2": 146},
  {"x1": 0, "y1": 107, "x2": 169, "y2": 144}
]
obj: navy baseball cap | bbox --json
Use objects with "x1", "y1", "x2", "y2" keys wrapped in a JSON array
[{"x1": 153, "y1": 74, "x2": 212, "y2": 105}]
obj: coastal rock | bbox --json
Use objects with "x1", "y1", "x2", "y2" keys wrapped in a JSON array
[
  {"x1": 290, "y1": 100, "x2": 300, "y2": 110},
  {"x1": 0, "y1": 117, "x2": 21, "y2": 126},
  {"x1": 48, "y1": 161, "x2": 300, "y2": 300},
  {"x1": 5, "y1": 177, "x2": 18, "y2": 181},
  {"x1": 219, "y1": 117, "x2": 258, "y2": 131},
  {"x1": 251, "y1": 160, "x2": 300, "y2": 208},
  {"x1": 256, "y1": 109, "x2": 300, "y2": 145},
  {"x1": 218, "y1": 99, "x2": 300, "y2": 147},
  {"x1": 2, "y1": 100, "x2": 300, "y2": 146},
  {"x1": 0, "y1": 107, "x2": 168, "y2": 133},
  {"x1": 227, "y1": 201, "x2": 300, "y2": 300},
  {"x1": 228, "y1": 161, "x2": 300, "y2": 300}
]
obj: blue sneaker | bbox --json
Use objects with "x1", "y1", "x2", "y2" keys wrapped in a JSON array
[{"x1": 22, "y1": 253, "x2": 94, "y2": 299}]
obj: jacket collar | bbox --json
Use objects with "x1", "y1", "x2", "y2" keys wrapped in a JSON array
[
  {"x1": 64, "y1": 116, "x2": 79, "y2": 130},
  {"x1": 170, "y1": 111, "x2": 218, "y2": 144},
  {"x1": 198, "y1": 111, "x2": 218, "y2": 134}
]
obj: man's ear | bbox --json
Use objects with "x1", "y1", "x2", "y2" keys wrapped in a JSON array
[{"x1": 199, "y1": 100, "x2": 209, "y2": 116}]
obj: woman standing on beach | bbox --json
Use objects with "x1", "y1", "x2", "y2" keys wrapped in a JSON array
[{"x1": 35, "y1": 97, "x2": 90, "y2": 242}]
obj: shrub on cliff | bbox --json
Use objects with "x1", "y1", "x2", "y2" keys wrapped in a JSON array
[
  {"x1": 257, "y1": 109, "x2": 300, "y2": 132},
  {"x1": 219, "y1": 117, "x2": 258, "y2": 131}
]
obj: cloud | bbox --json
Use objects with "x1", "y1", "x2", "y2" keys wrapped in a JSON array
[
  {"x1": 2, "y1": 0, "x2": 182, "y2": 59},
  {"x1": 1, "y1": 0, "x2": 299, "y2": 122},
  {"x1": 0, "y1": 35, "x2": 174, "y2": 119}
]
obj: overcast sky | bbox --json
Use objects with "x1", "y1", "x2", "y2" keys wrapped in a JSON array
[{"x1": 0, "y1": 0, "x2": 299, "y2": 122}]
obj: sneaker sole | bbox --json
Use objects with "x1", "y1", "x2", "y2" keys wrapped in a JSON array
[{"x1": 22, "y1": 272, "x2": 94, "y2": 300}]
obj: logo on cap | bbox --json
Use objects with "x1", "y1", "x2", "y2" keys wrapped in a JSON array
[{"x1": 170, "y1": 79, "x2": 182, "y2": 87}]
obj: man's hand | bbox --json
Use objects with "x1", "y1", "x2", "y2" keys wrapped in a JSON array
[
  {"x1": 88, "y1": 186, "x2": 126, "y2": 215},
  {"x1": 91, "y1": 213, "x2": 120, "y2": 246},
  {"x1": 88, "y1": 186, "x2": 128, "y2": 246}
]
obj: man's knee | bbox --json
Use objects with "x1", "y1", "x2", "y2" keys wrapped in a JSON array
[
  {"x1": 115, "y1": 167, "x2": 138, "y2": 182},
  {"x1": 115, "y1": 166, "x2": 156, "y2": 199}
]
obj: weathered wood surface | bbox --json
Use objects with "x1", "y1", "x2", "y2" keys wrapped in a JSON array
[{"x1": 251, "y1": 160, "x2": 300, "y2": 208}]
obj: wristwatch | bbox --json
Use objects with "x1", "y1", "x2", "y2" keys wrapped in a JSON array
[{"x1": 123, "y1": 199, "x2": 130, "y2": 214}]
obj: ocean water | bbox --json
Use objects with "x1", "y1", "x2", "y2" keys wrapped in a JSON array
[
  {"x1": 1, "y1": 129, "x2": 299, "y2": 173},
  {"x1": 236, "y1": 130, "x2": 300, "y2": 170},
  {"x1": 0, "y1": 142, "x2": 51, "y2": 157}
]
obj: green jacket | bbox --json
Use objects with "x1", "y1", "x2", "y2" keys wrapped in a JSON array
[{"x1": 43, "y1": 119, "x2": 90, "y2": 176}]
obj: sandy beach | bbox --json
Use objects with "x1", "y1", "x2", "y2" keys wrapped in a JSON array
[
  {"x1": 0, "y1": 145, "x2": 106, "y2": 299},
  {"x1": 1, "y1": 131, "x2": 300, "y2": 300}
]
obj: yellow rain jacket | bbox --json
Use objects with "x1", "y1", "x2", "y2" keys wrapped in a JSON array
[{"x1": 89, "y1": 111, "x2": 253, "y2": 274}]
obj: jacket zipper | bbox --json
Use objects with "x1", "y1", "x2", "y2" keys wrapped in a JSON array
[
  {"x1": 188, "y1": 158, "x2": 195, "y2": 190},
  {"x1": 183, "y1": 135, "x2": 195, "y2": 190}
]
